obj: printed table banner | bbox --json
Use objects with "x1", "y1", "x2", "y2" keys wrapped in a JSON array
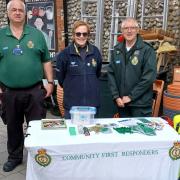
[{"x1": 25, "y1": 119, "x2": 180, "y2": 180}]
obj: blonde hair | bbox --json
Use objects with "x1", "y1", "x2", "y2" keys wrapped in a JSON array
[{"x1": 72, "y1": 20, "x2": 90, "y2": 35}]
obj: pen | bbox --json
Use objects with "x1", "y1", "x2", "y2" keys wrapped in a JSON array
[{"x1": 118, "y1": 119, "x2": 131, "y2": 123}]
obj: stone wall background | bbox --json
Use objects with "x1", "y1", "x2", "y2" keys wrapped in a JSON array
[
  {"x1": 66, "y1": 0, "x2": 179, "y2": 84},
  {"x1": 167, "y1": 0, "x2": 180, "y2": 47},
  {"x1": 0, "y1": 0, "x2": 8, "y2": 27},
  {"x1": 65, "y1": 0, "x2": 179, "y2": 62},
  {"x1": 0, "y1": 0, "x2": 179, "y2": 59}
]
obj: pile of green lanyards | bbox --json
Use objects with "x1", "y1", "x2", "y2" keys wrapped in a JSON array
[{"x1": 114, "y1": 123, "x2": 156, "y2": 136}]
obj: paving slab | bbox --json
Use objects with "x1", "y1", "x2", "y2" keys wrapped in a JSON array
[{"x1": 0, "y1": 173, "x2": 26, "y2": 180}]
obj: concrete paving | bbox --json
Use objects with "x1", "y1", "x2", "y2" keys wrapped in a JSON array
[{"x1": 0, "y1": 111, "x2": 59, "y2": 180}]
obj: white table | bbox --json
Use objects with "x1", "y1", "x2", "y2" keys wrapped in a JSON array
[{"x1": 25, "y1": 118, "x2": 180, "y2": 180}]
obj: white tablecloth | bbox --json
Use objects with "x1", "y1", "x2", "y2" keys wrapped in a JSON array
[{"x1": 25, "y1": 118, "x2": 180, "y2": 180}]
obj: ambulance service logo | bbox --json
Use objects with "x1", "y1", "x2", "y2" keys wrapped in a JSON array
[
  {"x1": 169, "y1": 141, "x2": 180, "y2": 160},
  {"x1": 92, "y1": 59, "x2": 97, "y2": 67},
  {"x1": 27, "y1": 41, "x2": 34, "y2": 48},
  {"x1": 131, "y1": 56, "x2": 138, "y2": 65},
  {"x1": 35, "y1": 149, "x2": 51, "y2": 167}
]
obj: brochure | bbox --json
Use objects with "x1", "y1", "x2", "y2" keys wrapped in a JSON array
[{"x1": 41, "y1": 119, "x2": 67, "y2": 130}]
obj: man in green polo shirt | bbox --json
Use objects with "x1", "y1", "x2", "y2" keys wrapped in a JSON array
[{"x1": 0, "y1": 0, "x2": 54, "y2": 172}]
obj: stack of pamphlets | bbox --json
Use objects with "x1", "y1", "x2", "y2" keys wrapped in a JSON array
[{"x1": 41, "y1": 119, "x2": 67, "y2": 130}]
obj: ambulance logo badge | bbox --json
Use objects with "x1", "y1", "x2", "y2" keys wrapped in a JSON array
[
  {"x1": 92, "y1": 59, "x2": 97, "y2": 67},
  {"x1": 131, "y1": 56, "x2": 138, "y2": 65},
  {"x1": 35, "y1": 149, "x2": 51, "y2": 167},
  {"x1": 169, "y1": 141, "x2": 180, "y2": 160},
  {"x1": 27, "y1": 41, "x2": 34, "y2": 48}
]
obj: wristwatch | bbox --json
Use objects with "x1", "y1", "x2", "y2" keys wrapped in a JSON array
[{"x1": 47, "y1": 81, "x2": 54, "y2": 85}]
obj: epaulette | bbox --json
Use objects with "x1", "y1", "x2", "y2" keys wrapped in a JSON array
[
  {"x1": 144, "y1": 41, "x2": 154, "y2": 48},
  {"x1": 114, "y1": 42, "x2": 124, "y2": 49}
]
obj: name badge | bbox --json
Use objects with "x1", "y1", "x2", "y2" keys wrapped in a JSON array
[{"x1": 13, "y1": 45, "x2": 23, "y2": 56}]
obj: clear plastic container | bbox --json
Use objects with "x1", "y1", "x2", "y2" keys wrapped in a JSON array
[{"x1": 70, "y1": 106, "x2": 96, "y2": 125}]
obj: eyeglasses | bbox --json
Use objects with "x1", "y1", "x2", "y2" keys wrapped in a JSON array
[
  {"x1": 75, "y1": 32, "x2": 88, "y2": 37},
  {"x1": 122, "y1": 26, "x2": 138, "y2": 31},
  {"x1": 10, "y1": 8, "x2": 25, "y2": 13}
]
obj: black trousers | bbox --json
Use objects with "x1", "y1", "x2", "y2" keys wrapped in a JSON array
[
  {"x1": 2, "y1": 84, "x2": 46, "y2": 161},
  {"x1": 118, "y1": 106, "x2": 152, "y2": 118}
]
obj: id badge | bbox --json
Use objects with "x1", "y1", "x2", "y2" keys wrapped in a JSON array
[{"x1": 13, "y1": 45, "x2": 23, "y2": 55}]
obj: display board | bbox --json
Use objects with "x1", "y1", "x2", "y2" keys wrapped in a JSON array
[{"x1": 25, "y1": 0, "x2": 55, "y2": 51}]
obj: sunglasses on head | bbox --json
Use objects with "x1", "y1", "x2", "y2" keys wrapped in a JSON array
[{"x1": 75, "y1": 32, "x2": 88, "y2": 37}]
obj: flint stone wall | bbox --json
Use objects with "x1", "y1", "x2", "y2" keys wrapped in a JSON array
[
  {"x1": 0, "y1": 0, "x2": 179, "y2": 64},
  {"x1": 66, "y1": 0, "x2": 180, "y2": 62},
  {"x1": 0, "y1": 0, "x2": 8, "y2": 28}
]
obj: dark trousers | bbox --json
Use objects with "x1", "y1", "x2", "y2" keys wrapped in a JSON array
[
  {"x1": 2, "y1": 84, "x2": 46, "y2": 161},
  {"x1": 118, "y1": 106, "x2": 152, "y2": 118},
  {"x1": 64, "y1": 108, "x2": 71, "y2": 119}
]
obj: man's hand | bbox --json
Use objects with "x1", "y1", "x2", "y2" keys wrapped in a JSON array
[
  {"x1": 122, "y1": 96, "x2": 131, "y2": 104},
  {"x1": 44, "y1": 83, "x2": 54, "y2": 98},
  {"x1": 115, "y1": 97, "x2": 125, "y2": 107}
]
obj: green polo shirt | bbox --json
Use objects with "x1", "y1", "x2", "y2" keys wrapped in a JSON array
[{"x1": 0, "y1": 25, "x2": 51, "y2": 88}]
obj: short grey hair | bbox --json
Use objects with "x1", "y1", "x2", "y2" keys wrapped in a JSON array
[
  {"x1": 121, "y1": 17, "x2": 139, "y2": 28},
  {"x1": 7, "y1": 0, "x2": 26, "y2": 12}
]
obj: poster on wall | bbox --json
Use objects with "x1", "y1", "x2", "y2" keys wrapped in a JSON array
[{"x1": 25, "y1": 0, "x2": 55, "y2": 52}]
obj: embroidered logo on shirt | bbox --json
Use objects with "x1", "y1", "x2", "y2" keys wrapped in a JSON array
[
  {"x1": 134, "y1": 50, "x2": 140, "y2": 55},
  {"x1": 91, "y1": 59, "x2": 97, "y2": 67},
  {"x1": 116, "y1": 60, "x2": 121, "y2": 64},
  {"x1": 35, "y1": 149, "x2": 51, "y2": 167},
  {"x1": 27, "y1": 41, "x2": 34, "y2": 48},
  {"x1": 116, "y1": 50, "x2": 120, "y2": 55},
  {"x1": 70, "y1": 61, "x2": 78, "y2": 67},
  {"x1": 131, "y1": 56, "x2": 138, "y2": 65},
  {"x1": 3, "y1": 47, "x2": 8, "y2": 51}
]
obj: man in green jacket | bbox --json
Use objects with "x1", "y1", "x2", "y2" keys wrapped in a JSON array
[{"x1": 108, "y1": 17, "x2": 157, "y2": 117}]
